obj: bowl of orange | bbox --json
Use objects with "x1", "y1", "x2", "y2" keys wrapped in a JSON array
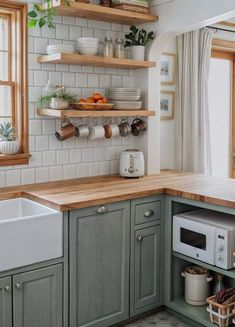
[{"x1": 72, "y1": 93, "x2": 114, "y2": 110}]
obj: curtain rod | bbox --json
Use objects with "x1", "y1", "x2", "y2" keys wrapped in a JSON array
[{"x1": 207, "y1": 26, "x2": 235, "y2": 34}]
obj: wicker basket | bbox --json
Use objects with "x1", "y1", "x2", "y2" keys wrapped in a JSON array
[{"x1": 207, "y1": 290, "x2": 235, "y2": 327}]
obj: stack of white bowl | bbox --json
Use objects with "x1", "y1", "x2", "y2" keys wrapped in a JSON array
[
  {"x1": 107, "y1": 88, "x2": 142, "y2": 110},
  {"x1": 77, "y1": 38, "x2": 99, "y2": 55},
  {"x1": 47, "y1": 44, "x2": 75, "y2": 55}
]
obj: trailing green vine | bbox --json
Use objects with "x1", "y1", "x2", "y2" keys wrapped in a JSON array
[{"x1": 28, "y1": 0, "x2": 70, "y2": 29}]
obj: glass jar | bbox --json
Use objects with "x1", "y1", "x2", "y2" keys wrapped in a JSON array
[
  {"x1": 103, "y1": 37, "x2": 113, "y2": 58},
  {"x1": 114, "y1": 39, "x2": 125, "y2": 59}
]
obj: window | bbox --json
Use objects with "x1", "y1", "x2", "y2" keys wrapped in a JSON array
[{"x1": 0, "y1": 0, "x2": 28, "y2": 166}]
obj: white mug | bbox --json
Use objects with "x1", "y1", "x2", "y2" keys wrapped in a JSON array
[
  {"x1": 110, "y1": 124, "x2": 120, "y2": 137},
  {"x1": 89, "y1": 125, "x2": 105, "y2": 141},
  {"x1": 77, "y1": 124, "x2": 89, "y2": 138}
]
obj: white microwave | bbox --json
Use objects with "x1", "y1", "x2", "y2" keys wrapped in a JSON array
[{"x1": 173, "y1": 209, "x2": 235, "y2": 270}]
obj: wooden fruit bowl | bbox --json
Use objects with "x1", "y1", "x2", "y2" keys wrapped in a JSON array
[{"x1": 71, "y1": 103, "x2": 114, "y2": 111}]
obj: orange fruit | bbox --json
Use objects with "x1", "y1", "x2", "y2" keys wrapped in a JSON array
[
  {"x1": 97, "y1": 99, "x2": 104, "y2": 103},
  {"x1": 92, "y1": 93, "x2": 103, "y2": 101},
  {"x1": 79, "y1": 99, "x2": 86, "y2": 103},
  {"x1": 86, "y1": 98, "x2": 95, "y2": 103},
  {"x1": 102, "y1": 97, "x2": 108, "y2": 103}
]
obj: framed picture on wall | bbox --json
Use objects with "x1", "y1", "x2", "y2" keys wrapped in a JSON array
[
  {"x1": 160, "y1": 53, "x2": 176, "y2": 85},
  {"x1": 160, "y1": 91, "x2": 175, "y2": 120}
]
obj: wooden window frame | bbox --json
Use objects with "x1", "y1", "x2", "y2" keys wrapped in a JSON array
[
  {"x1": 211, "y1": 38, "x2": 235, "y2": 178},
  {"x1": 0, "y1": 0, "x2": 29, "y2": 166}
]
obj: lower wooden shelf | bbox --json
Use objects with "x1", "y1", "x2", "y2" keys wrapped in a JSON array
[
  {"x1": 37, "y1": 108, "x2": 156, "y2": 118},
  {"x1": 168, "y1": 297, "x2": 210, "y2": 327}
]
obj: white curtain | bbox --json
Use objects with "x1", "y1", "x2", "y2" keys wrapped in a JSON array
[{"x1": 176, "y1": 28, "x2": 212, "y2": 174}]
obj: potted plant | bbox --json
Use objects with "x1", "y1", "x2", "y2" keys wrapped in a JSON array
[
  {"x1": 125, "y1": 25, "x2": 155, "y2": 61},
  {"x1": 28, "y1": 0, "x2": 70, "y2": 29},
  {"x1": 38, "y1": 90, "x2": 77, "y2": 110},
  {"x1": 0, "y1": 122, "x2": 20, "y2": 155}
]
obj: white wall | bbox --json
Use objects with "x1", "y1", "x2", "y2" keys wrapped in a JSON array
[
  {"x1": 160, "y1": 38, "x2": 177, "y2": 169},
  {"x1": 208, "y1": 58, "x2": 232, "y2": 178}
]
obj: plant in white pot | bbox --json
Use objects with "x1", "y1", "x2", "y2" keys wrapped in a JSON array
[
  {"x1": 0, "y1": 122, "x2": 20, "y2": 155},
  {"x1": 125, "y1": 25, "x2": 155, "y2": 61},
  {"x1": 38, "y1": 90, "x2": 77, "y2": 110}
]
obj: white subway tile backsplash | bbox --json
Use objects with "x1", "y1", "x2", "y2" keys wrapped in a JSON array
[
  {"x1": 36, "y1": 136, "x2": 49, "y2": 151},
  {"x1": 0, "y1": 6, "x2": 135, "y2": 185},
  {"x1": 76, "y1": 163, "x2": 89, "y2": 177},
  {"x1": 56, "y1": 24, "x2": 69, "y2": 40},
  {"x1": 43, "y1": 151, "x2": 56, "y2": 166},
  {"x1": 57, "y1": 150, "x2": 69, "y2": 164},
  {"x1": 50, "y1": 165, "x2": 63, "y2": 181},
  {"x1": 36, "y1": 167, "x2": 49, "y2": 183},
  {"x1": 22, "y1": 168, "x2": 36, "y2": 185},
  {"x1": 70, "y1": 149, "x2": 82, "y2": 163},
  {"x1": 63, "y1": 164, "x2": 76, "y2": 179},
  {"x1": 6, "y1": 170, "x2": 21, "y2": 187}
]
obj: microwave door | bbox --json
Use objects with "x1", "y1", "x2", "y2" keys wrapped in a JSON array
[{"x1": 173, "y1": 216, "x2": 216, "y2": 265}]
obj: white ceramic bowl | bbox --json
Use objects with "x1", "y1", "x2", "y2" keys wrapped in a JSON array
[
  {"x1": 78, "y1": 37, "x2": 99, "y2": 43},
  {"x1": 77, "y1": 45, "x2": 99, "y2": 55}
]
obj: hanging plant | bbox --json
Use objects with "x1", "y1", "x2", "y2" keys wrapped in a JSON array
[{"x1": 28, "y1": 0, "x2": 71, "y2": 29}]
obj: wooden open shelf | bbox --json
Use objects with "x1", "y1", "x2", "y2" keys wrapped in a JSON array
[
  {"x1": 42, "y1": 1, "x2": 158, "y2": 25},
  {"x1": 38, "y1": 53, "x2": 156, "y2": 69},
  {"x1": 37, "y1": 108, "x2": 155, "y2": 118}
]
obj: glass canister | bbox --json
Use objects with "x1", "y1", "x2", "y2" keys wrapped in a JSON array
[
  {"x1": 103, "y1": 37, "x2": 114, "y2": 58},
  {"x1": 114, "y1": 39, "x2": 125, "y2": 59}
]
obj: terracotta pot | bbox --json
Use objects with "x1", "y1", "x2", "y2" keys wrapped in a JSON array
[
  {"x1": 50, "y1": 98, "x2": 69, "y2": 110},
  {"x1": 0, "y1": 140, "x2": 20, "y2": 155}
]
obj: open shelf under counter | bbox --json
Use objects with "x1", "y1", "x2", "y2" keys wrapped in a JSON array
[
  {"x1": 41, "y1": 1, "x2": 158, "y2": 25},
  {"x1": 168, "y1": 297, "x2": 210, "y2": 327},
  {"x1": 37, "y1": 108, "x2": 156, "y2": 118},
  {"x1": 173, "y1": 251, "x2": 235, "y2": 279},
  {"x1": 38, "y1": 53, "x2": 156, "y2": 69}
]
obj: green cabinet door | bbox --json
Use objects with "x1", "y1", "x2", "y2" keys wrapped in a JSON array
[
  {"x1": 70, "y1": 202, "x2": 130, "y2": 327},
  {"x1": 131, "y1": 225, "x2": 162, "y2": 316},
  {"x1": 0, "y1": 277, "x2": 12, "y2": 327},
  {"x1": 13, "y1": 264, "x2": 63, "y2": 327}
]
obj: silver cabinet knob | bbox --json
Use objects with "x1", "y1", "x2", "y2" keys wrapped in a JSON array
[
  {"x1": 144, "y1": 210, "x2": 154, "y2": 218},
  {"x1": 15, "y1": 283, "x2": 21, "y2": 289},
  {"x1": 96, "y1": 206, "x2": 108, "y2": 214},
  {"x1": 137, "y1": 235, "x2": 144, "y2": 242},
  {"x1": 4, "y1": 285, "x2": 10, "y2": 292}
]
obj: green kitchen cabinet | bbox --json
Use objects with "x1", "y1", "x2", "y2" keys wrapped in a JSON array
[
  {"x1": 13, "y1": 264, "x2": 63, "y2": 327},
  {"x1": 130, "y1": 196, "x2": 163, "y2": 317},
  {"x1": 131, "y1": 225, "x2": 161, "y2": 315},
  {"x1": 0, "y1": 277, "x2": 12, "y2": 327},
  {"x1": 69, "y1": 201, "x2": 130, "y2": 327}
]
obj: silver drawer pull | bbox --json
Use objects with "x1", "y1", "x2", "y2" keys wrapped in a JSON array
[
  {"x1": 96, "y1": 206, "x2": 108, "y2": 214},
  {"x1": 144, "y1": 209, "x2": 154, "y2": 218},
  {"x1": 137, "y1": 235, "x2": 144, "y2": 242},
  {"x1": 15, "y1": 283, "x2": 21, "y2": 289}
]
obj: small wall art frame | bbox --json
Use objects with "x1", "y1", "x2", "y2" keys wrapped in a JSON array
[
  {"x1": 160, "y1": 91, "x2": 175, "y2": 120},
  {"x1": 160, "y1": 53, "x2": 176, "y2": 85}
]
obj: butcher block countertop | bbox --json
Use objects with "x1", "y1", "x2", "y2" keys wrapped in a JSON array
[{"x1": 1, "y1": 171, "x2": 235, "y2": 211}]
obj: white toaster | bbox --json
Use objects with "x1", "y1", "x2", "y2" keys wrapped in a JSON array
[{"x1": 119, "y1": 149, "x2": 145, "y2": 178}]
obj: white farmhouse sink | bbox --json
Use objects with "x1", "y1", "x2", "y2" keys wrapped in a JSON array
[{"x1": 0, "y1": 198, "x2": 63, "y2": 272}]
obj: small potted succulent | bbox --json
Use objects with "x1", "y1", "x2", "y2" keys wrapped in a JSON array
[
  {"x1": 125, "y1": 25, "x2": 155, "y2": 61},
  {"x1": 38, "y1": 90, "x2": 77, "y2": 110},
  {"x1": 0, "y1": 122, "x2": 19, "y2": 155}
]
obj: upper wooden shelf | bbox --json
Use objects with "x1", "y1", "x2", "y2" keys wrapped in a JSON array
[
  {"x1": 42, "y1": 1, "x2": 158, "y2": 25},
  {"x1": 37, "y1": 108, "x2": 155, "y2": 118},
  {"x1": 38, "y1": 53, "x2": 156, "y2": 69}
]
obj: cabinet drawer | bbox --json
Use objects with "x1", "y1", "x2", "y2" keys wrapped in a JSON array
[{"x1": 135, "y1": 201, "x2": 161, "y2": 225}]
